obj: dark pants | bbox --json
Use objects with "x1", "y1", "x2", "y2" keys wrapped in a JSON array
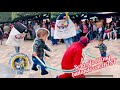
[
  {"x1": 28, "y1": 30, "x2": 33, "y2": 38},
  {"x1": 96, "y1": 32, "x2": 104, "y2": 40},
  {"x1": 51, "y1": 36, "x2": 58, "y2": 45},
  {"x1": 73, "y1": 33, "x2": 80, "y2": 42},
  {"x1": 0, "y1": 35, "x2": 3, "y2": 45},
  {"x1": 32, "y1": 57, "x2": 48, "y2": 74},
  {"x1": 15, "y1": 46, "x2": 20, "y2": 53},
  {"x1": 93, "y1": 31, "x2": 97, "y2": 39},
  {"x1": 88, "y1": 31, "x2": 93, "y2": 41},
  {"x1": 101, "y1": 52, "x2": 106, "y2": 57}
]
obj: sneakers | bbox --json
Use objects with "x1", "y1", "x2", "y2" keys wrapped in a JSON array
[
  {"x1": 31, "y1": 67, "x2": 38, "y2": 71},
  {"x1": 110, "y1": 38, "x2": 112, "y2": 40},
  {"x1": 115, "y1": 38, "x2": 117, "y2": 40},
  {"x1": 41, "y1": 70, "x2": 48, "y2": 75}
]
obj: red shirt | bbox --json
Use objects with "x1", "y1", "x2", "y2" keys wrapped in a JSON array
[{"x1": 61, "y1": 42, "x2": 83, "y2": 70}]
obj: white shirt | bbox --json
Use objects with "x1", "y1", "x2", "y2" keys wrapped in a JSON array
[
  {"x1": 51, "y1": 27, "x2": 55, "y2": 36},
  {"x1": 33, "y1": 25, "x2": 40, "y2": 33},
  {"x1": 93, "y1": 25, "x2": 97, "y2": 31},
  {"x1": 98, "y1": 27, "x2": 102, "y2": 33}
]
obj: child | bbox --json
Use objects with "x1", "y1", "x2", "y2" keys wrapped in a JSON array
[
  {"x1": 95, "y1": 39, "x2": 107, "y2": 57},
  {"x1": 32, "y1": 28, "x2": 52, "y2": 75}
]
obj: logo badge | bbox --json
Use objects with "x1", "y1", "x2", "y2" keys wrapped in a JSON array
[{"x1": 9, "y1": 53, "x2": 31, "y2": 74}]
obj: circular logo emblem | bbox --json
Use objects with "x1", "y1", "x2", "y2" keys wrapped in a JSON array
[{"x1": 9, "y1": 53, "x2": 31, "y2": 70}]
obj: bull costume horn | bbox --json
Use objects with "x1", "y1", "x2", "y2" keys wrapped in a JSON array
[{"x1": 14, "y1": 22, "x2": 28, "y2": 33}]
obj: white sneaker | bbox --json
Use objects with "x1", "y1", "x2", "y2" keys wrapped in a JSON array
[
  {"x1": 115, "y1": 38, "x2": 117, "y2": 40},
  {"x1": 110, "y1": 38, "x2": 112, "y2": 40}
]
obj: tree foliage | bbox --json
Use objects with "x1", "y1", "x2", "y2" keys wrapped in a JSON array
[
  {"x1": 12, "y1": 12, "x2": 50, "y2": 21},
  {"x1": 0, "y1": 12, "x2": 12, "y2": 23}
]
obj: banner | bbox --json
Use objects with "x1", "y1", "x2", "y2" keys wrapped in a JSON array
[
  {"x1": 6, "y1": 27, "x2": 26, "y2": 47},
  {"x1": 54, "y1": 17, "x2": 76, "y2": 39}
]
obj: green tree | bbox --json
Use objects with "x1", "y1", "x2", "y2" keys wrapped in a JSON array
[{"x1": 0, "y1": 12, "x2": 12, "y2": 23}]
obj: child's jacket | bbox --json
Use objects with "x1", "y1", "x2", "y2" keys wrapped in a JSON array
[
  {"x1": 95, "y1": 43, "x2": 107, "y2": 54},
  {"x1": 32, "y1": 38, "x2": 51, "y2": 59}
]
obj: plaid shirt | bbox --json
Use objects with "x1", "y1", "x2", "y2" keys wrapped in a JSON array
[
  {"x1": 95, "y1": 43, "x2": 107, "y2": 54},
  {"x1": 32, "y1": 38, "x2": 51, "y2": 59}
]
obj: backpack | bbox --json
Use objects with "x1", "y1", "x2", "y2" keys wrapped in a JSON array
[{"x1": 83, "y1": 25, "x2": 88, "y2": 33}]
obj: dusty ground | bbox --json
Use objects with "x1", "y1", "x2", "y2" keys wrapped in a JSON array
[{"x1": 0, "y1": 39, "x2": 120, "y2": 78}]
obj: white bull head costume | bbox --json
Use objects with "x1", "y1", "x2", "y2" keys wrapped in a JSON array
[
  {"x1": 6, "y1": 22, "x2": 27, "y2": 47},
  {"x1": 54, "y1": 13, "x2": 76, "y2": 39}
]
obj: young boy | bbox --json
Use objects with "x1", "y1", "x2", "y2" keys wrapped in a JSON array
[
  {"x1": 95, "y1": 39, "x2": 107, "y2": 57},
  {"x1": 32, "y1": 28, "x2": 52, "y2": 75}
]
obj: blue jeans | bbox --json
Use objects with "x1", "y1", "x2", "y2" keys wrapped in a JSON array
[
  {"x1": 88, "y1": 31, "x2": 93, "y2": 41},
  {"x1": 32, "y1": 57, "x2": 48, "y2": 73},
  {"x1": 93, "y1": 31, "x2": 97, "y2": 39},
  {"x1": 51, "y1": 36, "x2": 58, "y2": 45},
  {"x1": 63, "y1": 37, "x2": 73, "y2": 48},
  {"x1": 15, "y1": 46, "x2": 20, "y2": 53},
  {"x1": 73, "y1": 33, "x2": 80, "y2": 42},
  {"x1": 101, "y1": 52, "x2": 106, "y2": 57},
  {"x1": 97, "y1": 32, "x2": 103, "y2": 40}
]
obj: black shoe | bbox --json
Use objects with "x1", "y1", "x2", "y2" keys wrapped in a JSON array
[
  {"x1": 41, "y1": 70, "x2": 48, "y2": 75},
  {"x1": 31, "y1": 67, "x2": 38, "y2": 71}
]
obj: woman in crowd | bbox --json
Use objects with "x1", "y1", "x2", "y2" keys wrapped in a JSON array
[
  {"x1": 103, "y1": 23, "x2": 111, "y2": 41},
  {"x1": 33, "y1": 22, "x2": 40, "y2": 33},
  {"x1": 96, "y1": 21, "x2": 105, "y2": 40},
  {"x1": 80, "y1": 20, "x2": 88, "y2": 36},
  {"x1": 28, "y1": 24, "x2": 33, "y2": 39},
  {"x1": 51, "y1": 22, "x2": 58, "y2": 45},
  {"x1": 110, "y1": 22, "x2": 118, "y2": 40},
  {"x1": 88, "y1": 21, "x2": 93, "y2": 41},
  {"x1": 92, "y1": 21, "x2": 97, "y2": 40},
  {"x1": 74, "y1": 22, "x2": 81, "y2": 42},
  {"x1": 0, "y1": 27, "x2": 3, "y2": 45}
]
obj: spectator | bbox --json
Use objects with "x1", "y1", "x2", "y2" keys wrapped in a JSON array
[
  {"x1": 110, "y1": 22, "x2": 118, "y2": 40},
  {"x1": 42, "y1": 21, "x2": 47, "y2": 28},
  {"x1": 88, "y1": 21, "x2": 93, "y2": 41},
  {"x1": 51, "y1": 22, "x2": 58, "y2": 45},
  {"x1": 80, "y1": 20, "x2": 88, "y2": 36},
  {"x1": 92, "y1": 21, "x2": 97, "y2": 39},
  {"x1": 28, "y1": 24, "x2": 33, "y2": 38},
  {"x1": 73, "y1": 22, "x2": 81, "y2": 42},
  {"x1": 96, "y1": 21, "x2": 104, "y2": 40},
  {"x1": 103, "y1": 23, "x2": 111, "y2": 41},
  {"x1": 33, "y1": 22, "x2": 40, "y2": 33},
  {"x1": 3, "y1": 23, "x2": 10, "y2": 38},
  {"x1": 0, "y1": 27, "x2": 3, "y2": 45}
]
